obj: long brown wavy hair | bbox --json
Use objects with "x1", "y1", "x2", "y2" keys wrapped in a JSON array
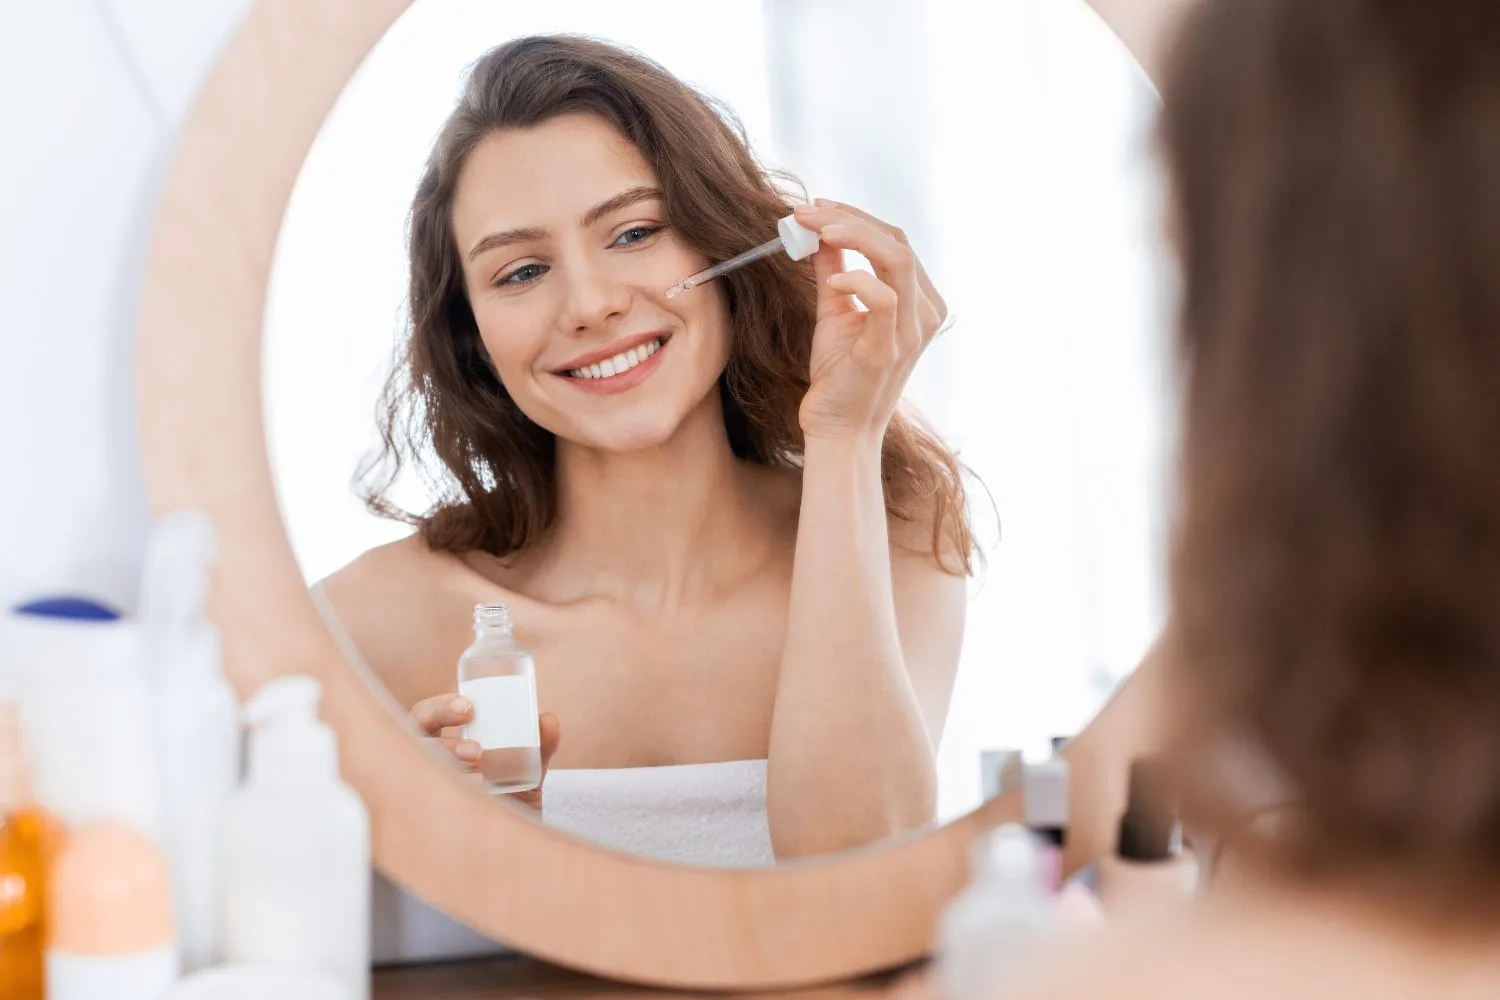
[
  {"x1": 1164, "y1": 0, "x2": 1500, "y2": 907},
  {"x1": 360, "y1": 34, "x2": 973, "y2": 573}
]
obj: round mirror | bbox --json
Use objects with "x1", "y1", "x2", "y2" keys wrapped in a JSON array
[
  {"x1": 265, "y1": 0, "x2": 1167, "y2": 851},
  {"x1": 141, "y1": 0, "x2": 1167, "y2": 986}
]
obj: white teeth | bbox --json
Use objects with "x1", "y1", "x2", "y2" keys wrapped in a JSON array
[{"x1": 568, "y1": 338, "x2": 664, "y2": 379}]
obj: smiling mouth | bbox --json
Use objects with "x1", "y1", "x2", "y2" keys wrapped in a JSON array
[{"x1": 561, "y1": 336, "x2": 667, "y2": 380}]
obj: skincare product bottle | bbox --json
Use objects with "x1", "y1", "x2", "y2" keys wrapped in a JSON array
[
  {"x1": 0, "y1": 700, "x2": 64, "y2": 1000},
  {"x1": 221, "y1": 676, "x2": 369, "y2": 1000},
  {"x1": 7, "y1": 601, "x2": 165, "y2": 843},
  {"x1": 1023, "y1": 756, "x2": 1070, "y2": 892},
  {"x1": 937, "y1": 823, "x2": 1056, "y2": 1000},
  {"x1": 140, "y1": 511, "x2": 241, "y2": 971},
  {"x1": 457, "y1": 603, "x2": 541, "y2": 794},
  {"x1": 0, "y1": 597, "x2": 121, "y2": 729},
  {"x1": 1098, "y1": 757, "x2": 1197, "y2": 912},
  {"x1": 47, "y1": 821, "x2": 179, "y2": 1000}
]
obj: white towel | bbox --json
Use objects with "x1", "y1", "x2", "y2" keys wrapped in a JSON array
[
  {"x1": 372, "y1": 759, "x2": 774, "y2": 965},
  {"x1": 541, "y1": 759, "x2": 775, "y2": 868}
]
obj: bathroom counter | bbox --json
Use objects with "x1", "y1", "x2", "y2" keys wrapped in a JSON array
[{"x1": 372, "y1": 955, "x2": 933, "y2": 999}]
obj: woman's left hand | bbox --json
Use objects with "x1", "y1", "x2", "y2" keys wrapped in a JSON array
[
  {"x1": 505, "y1": 711, "x2": 562, "y2": 812},
  {"x1": 792, "y1": 199, "x2": 948, "y2": 443}
]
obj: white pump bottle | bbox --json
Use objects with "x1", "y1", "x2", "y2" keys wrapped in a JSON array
[
  {"x1": 221, "y1": 675, "x2": 370, "y2": 999},
  {"x1": 937, "y1": 823, "x2": 1058, "y2": 999},
  {"x1": 140, "y1": 509, "x2": 241, "y2": 971}
]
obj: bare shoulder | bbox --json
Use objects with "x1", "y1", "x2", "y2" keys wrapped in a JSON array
[
  {"x1": 317, "y1": 533, "x2": 466, "y2": 614},
  {"x1": 315, "y1": 534, "x2": 480, "y2": 709}
]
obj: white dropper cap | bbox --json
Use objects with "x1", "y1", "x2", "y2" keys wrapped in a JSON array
[
  {"x1": 1023, "y1": 757, "x2": 1070, "y2": 829},
  {"x1": 245, "y1": 676, "x2": 337, "y2": 786},
  {"x1": 777, "y1": 213, "x2": 821, "y2": 261},
  {"x1": 139, "y1": 509, "x2": 222, "y2": 688}
]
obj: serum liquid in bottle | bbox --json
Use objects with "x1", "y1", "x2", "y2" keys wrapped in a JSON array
[{"x1": 458, "y1": 603, "x2": 542, "y2": 794}]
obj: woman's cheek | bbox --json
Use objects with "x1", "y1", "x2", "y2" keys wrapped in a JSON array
[
  {"x1": 474, "y1": 326, "x2": 532, "y2": 393},
  {"x1": 478, "y1": 301, "x2": 553, "y2": 375},
  {"x1": 652, "y1": 235, "x2": 710, "y2": 285}
]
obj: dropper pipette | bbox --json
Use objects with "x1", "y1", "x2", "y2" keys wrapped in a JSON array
[{"x1": 665, "y1": 213, "x2": 821, "y2": 299}]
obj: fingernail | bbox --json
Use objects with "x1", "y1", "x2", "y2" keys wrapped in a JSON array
[
  {"x1": 814, "y1": 197, "x2": 835, "y2": 207},
  {"x1": 456, "y1": 741, "x2": 482, "y2": 762},
  {"x1": 450, "y1": 697, "x2": 471, "y2": 715},
  {"x1": 794, "y1": 202, "x2": 815, "y2": 214}
]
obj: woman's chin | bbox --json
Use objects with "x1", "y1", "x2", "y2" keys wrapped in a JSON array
[
  {"x1": 543, "y1": 378, "x2": 722, "y2": 456},
  {"x1": 562, "y1": 413, "x2": 687, "y2": 455}
]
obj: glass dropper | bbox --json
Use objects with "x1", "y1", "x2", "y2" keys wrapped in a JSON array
[
  {"x1": 666, "y1": 238, "x2": 785, "y2": 298},
  {"x1": 665, "y1": 213, "x2": 821, "y2": 299}
]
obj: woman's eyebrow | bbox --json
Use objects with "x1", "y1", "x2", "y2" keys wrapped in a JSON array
[
  {"x1": 468, "y1": 225, "x2": 547, "y2": 262},
  {"x1": 466, "y1": 186, "x2": 662, "y2": 262},
  {"x1": 580, "y1": 185, "x2": 662, "y2": 228}
]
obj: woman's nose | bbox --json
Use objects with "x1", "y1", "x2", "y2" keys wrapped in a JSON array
[{"x1": 561, "y1": 260, "x2": 632, "y2": 333}]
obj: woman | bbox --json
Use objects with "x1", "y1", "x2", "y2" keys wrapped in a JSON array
[
  {"x1": 1010, "y1": 0, "x2": 1500, "y2": 995},
  {"x1": 317, "y1": 35, "x2": 974, "y2": 865}
]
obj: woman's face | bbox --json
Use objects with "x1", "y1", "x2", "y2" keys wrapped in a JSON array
[{"x1": 452, "y1": 113, "x2": 730, "y2": 453}]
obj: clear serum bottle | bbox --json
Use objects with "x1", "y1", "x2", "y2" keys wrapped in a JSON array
[
  {"x1": 937, "y1": 824, "x2": 1056, "y2": 1000},
  {"x1": 457, "y1": 603, "x2": 542, "y2": 794}
]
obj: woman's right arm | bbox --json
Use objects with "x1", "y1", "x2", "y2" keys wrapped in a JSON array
[
  {"x1": 1084, "y1": 0, "x2": 1201, "y2": 88},
  {"x1": 1056, "y1": 633, "x2": 1177, "y2": 874}
]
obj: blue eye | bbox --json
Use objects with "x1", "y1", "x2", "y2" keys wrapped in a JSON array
[
  {"x1": 612, "y1": 225, "x2": 664, "y2": 248},
  {"x1": 497, "y1": 263, "x2": 547, "y2": 287}
]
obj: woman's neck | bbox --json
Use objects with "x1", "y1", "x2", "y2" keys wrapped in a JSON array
[{"x1": 527, "y1": 393, "x2": 787, "y2": 610}]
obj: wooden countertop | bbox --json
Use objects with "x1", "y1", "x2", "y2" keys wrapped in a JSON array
[{"x1": 372, "y1": 956, "x2": 935, "y2": 1000}]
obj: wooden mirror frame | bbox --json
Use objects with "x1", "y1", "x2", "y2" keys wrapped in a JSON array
[{"x1": 135, "y1": 0, "x2": 1167, "y2": 987}]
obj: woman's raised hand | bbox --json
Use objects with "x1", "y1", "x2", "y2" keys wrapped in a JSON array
[{"x1": 791, "y1": 199, "x2": 948, "y2": 443}]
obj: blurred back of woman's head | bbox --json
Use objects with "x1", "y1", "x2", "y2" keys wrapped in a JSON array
[{"x1": 1161, "y1": 0, "x2": 1500, "y2": 908}]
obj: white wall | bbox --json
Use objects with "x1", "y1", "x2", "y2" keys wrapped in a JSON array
[{"x1": 0, "y1": 0, "x2": 252, "y2": 613}]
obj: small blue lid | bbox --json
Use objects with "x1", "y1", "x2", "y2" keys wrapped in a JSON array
[{"x1": 13, "y1": 596, "x2": 122, "y2": 622}]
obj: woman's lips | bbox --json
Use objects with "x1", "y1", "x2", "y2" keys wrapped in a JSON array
[{"x1": 555, "y1": 335, "x2": 669, "y2": 396}]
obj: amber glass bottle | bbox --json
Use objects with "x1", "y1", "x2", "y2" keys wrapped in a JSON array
[{"x1": 0, "y1": 701, "x2": 65, "y2": 1000}]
